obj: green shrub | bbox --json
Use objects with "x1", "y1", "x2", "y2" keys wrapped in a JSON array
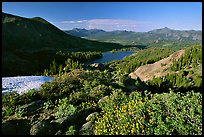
[
  {"x1": 94, "y1": 90, "x2": 202, "y2": 135},
  {"x1": 79, "y1": 100, "x2": 98, "y2": 111},
  {"x1": 94, "y1": 90, "x2": 147, "y2": 135},
  {"x1": 2, "y1": 89, "x2": 43, "y2": 118},
  {"x1": 89, "y1": 84, "x2": 112, "y2": 101},
  {"x1": 2, "y1": 91, "x2": 19, "y2": 117},
  {"x1": 14, "y1": 107, "x2": 24, "y2": 118},
  {"x1": 144, "y1": 90, "x2": 202, "y2": 135},
  {"x1": 54, "y1": 97, "x2": 76, "y2": 119},
  {"x1": 19, "y1": 89, "x2": 41, "y2": 104},
  {"x1": 2, "y1": 106, "x2": 15, "y2": 117},
  {"x1": 66, "y1": 125, "x2": 76, "y2": 135},
  {"x1": 43, "y1": 100, "x2": 54, "y2": 109},
  {"x1": 39, "y1": 72, "x2": 81, "y2": 101}
]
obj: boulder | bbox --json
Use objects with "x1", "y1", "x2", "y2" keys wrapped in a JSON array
[
  {"x1": 98, "y1": 95, "x2": 109, "y2": 104},
  {"x1": 30, "y1": 120, "x2": 54, "y2": 135},
  {"x1": 2, "y1": 118, "x2": 31, "y2": 135},
  {"x1": 55, "y1": 130, "x2": 63, "y2": 135},
  {"x1": 90, "y1": 63, "x2": 104, "y2": 69},
  {"x1": 50, "y1": 115, "x2": 76, "y2": 129},
  {"x1": 16, "y1": 100, "x2": 44, "y2": 116},
  {"x1": 79, "y1": 121, "x2": 94, "y2": 135},
  {"x1": 86, "y1": 112, "x2": 99, "y2": 122}
]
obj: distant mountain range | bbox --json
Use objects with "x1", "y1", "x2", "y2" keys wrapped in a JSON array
[
  {"x1": 2, "y1": 12, "x2": 123, "y2": 76},
  {"x1": 64, "y1": 27, "x2": 202, "y2": 50}
]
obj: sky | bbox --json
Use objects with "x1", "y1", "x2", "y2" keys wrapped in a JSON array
[{"x1": 2, "y1": 2, "x2": 202, "y2": 32}]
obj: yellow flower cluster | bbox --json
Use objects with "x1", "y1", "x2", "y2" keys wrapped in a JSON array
[
  {"x1": 94, "y1": 95, "x2": 148, "y2": 135},
  {"x1": 94, "y1": 90, "x2": 202, "y2": 135},
  {"x1": 80, "y1": 100, "x2": 98, "y2": 110}
]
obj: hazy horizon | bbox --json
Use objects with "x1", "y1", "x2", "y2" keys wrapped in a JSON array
[{"x1": 63, "y1": 27, "x2": 202, "y2": 32}]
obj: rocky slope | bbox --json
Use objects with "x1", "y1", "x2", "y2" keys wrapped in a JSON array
[{"x1": 129, "y1": 49, "x2": 185, "y2": 81}]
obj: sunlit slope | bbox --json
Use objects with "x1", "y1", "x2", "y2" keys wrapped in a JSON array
[{"x1": 129, "y1": 45, "x2": 202, "y2": 81}]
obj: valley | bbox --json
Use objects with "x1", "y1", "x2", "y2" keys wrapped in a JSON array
[
  {"x1": 2, "y1": 11, "x2": 202, "y2": 135},
  {"x1": 2, "y1": 12, "x2": 126, "y2": 76}
]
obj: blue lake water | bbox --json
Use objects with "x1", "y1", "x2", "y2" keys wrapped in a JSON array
[{"x1": 84, "y1": 51, "x2": 135, "y2": 65}]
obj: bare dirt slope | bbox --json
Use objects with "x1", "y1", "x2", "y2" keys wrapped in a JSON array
[{"x1": 129, "y1": 49, "x2": 185, "y2": 81}]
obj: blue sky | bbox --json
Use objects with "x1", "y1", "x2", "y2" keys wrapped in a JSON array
[{"x1": 2, "y1": 2, "x2": 202, "y2": 32}]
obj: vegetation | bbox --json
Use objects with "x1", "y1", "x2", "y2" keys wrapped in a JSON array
[
  {"x1": 169, "y1": 45, "x2": 202, "y2": 72},
  {"x1": 54, "y1": 97, "x2": 76, "y2": 119},
  {"x1": 107, "y1": 47, "x2": 174, "y2": 75},
  {"x1": 146, "y1": 45, "x2": 202, "y2": 93},
  {"x1": 2, "y1": 45, "x2": 202, "y2": 135},
  {"x1": 94, "y1": 90, "x2": 202, "y2": 135},
  {"x1": 56, "y1": 51, "x2": 102, "y2": 62}
]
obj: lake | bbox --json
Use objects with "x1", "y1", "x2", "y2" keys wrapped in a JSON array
[
  {"x1": 84, "y1": 51, "x2": 135, "y2": 65},
  {"x1": 2, "y1": 51, "x2": 135, "y2": 94}
]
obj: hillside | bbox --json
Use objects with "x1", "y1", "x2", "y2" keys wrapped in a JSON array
[
  {"x1": 129, "y1": 49, "x2": 185, "y2": 81},
  {"x1": 2, "y1": 12, "x2": 123, "y2": 76},
  {"x1": 129, "y1": 45, "x2": 202, "y2": 83},
  {"x1": 65, "y1": 28, "x2": 202, "y2": 50}
]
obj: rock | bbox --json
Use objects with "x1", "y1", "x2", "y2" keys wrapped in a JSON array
[
  {"x1": 44, "y1": 115, "x2": 55, "y2": 121},
  {"x1": 79, "y1": 121, "x2": 94, "y2": 135},
  {"x1": 2, "y1": 118, "x2": 31, "y2": 135},
  {"x1": 16, "y1": 100, "x2": 44, "y2": 116},
  {"x1": 98, "y1": 96, "x2": 109, "y2": 104},
  {"x1": 52, "y1": 115, "x2": 75, "y2": 124},
  {"x1": 187, "y1": 78, "x2": 193, "y2": 82},
  {"x1": 50, "y1": 115, "x2": 76, "y2": 129},
  {"x1": 86, "y1": 112, "x2": 99, "y2": 122},
  {"x1": 30, "y1": 120, "x2": 54, "y2": 135},
  {"x1": 38, "y1": 109, "x2": 56, "y2": 121},
  {"x1": 29, "y1": 108, "x2": 56, "y2": 132},
  {"x1": 90, "y1": 63, "x2": 104, "y2": 69},
  {"x1": 55, "y1": 130, "x2": 63, "y2": 135}
]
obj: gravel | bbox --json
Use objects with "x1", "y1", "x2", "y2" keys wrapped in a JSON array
[{"x1": 2, "y1": 76, "x2": 53, "y2": 95}]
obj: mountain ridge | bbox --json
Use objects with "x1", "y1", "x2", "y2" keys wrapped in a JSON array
[
  {"x1": 65, "y1": 27, "x2": 202, "y2": 50},
  {"x1": 65, "y1": 27, "x2": 201, "y2": 33},
  {"x1": 2, "y1": 12, "x2": 123, "y2": 76}
]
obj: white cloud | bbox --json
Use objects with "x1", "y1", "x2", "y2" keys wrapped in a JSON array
[
  {"x1": 85, "y1": 19, "x2": 149, "y2": 31},
  {"x1": 61, "y1": 20, "x2": 76, "y2": 24},
  {"x1": 77, "y1": 20, "x2": 88, "y2": 23},
  {"x1": 60, "y1": 20, "x2": 88, "y2": 24},
  {"x1": 57, "y1": 19, "x2": 151, "y2": 31}
]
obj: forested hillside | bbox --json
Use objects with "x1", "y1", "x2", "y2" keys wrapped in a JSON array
[
  {"x1": 107, "y1": 47, "x2": 175, "y2": 75},
  {"x1": 2, "y1": 12, "x2": 124, "y2": 76},
  {"x1": 131, "y1": 45, "x2": 202, "y2": 93}
]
